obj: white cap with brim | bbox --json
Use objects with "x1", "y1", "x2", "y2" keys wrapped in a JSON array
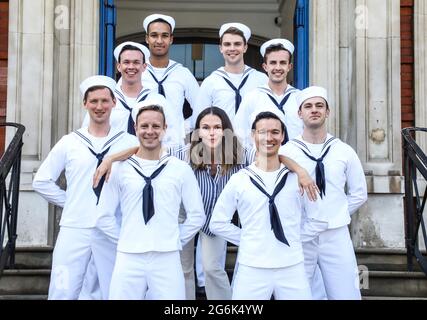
[
  {"x1": 296, "y1": 86, "x2": 328, "y2": 108},
  {"x1": 114, "y1": 41, "x2": 150, "y2": 62},
  {"x1": 131, "y1": 94, "x2": 168, "y2": 123},
  {"x1": 79, "y1": 75, "x2": 116, "y2": 97},
  {"x1": 143, "y1": 14, "x2": 175, "y2": 32},
  {"x1": 260, "y1": 38, "x2": 295, "y2": 57},
  {"x1": 249, "y1": 106, "x2": 286, "y2": 132},
  {"x1": 219, "y1": 22, "x2": 251, "y2": 42}
]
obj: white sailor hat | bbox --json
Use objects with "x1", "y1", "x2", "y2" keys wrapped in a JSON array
[
  {"x1": 296, "y1": 86, "x2": 329, "y2": 108},
  {"x1": 79, "y1": 75, "x2": 116, "y2": 97},
  {"x1": 219, "y1": 22, "x2": 251, "y2": 42},
  {"x1": 260, "y1": 38, "x2": 295, "y2": 57},
  {"x1": 131, "y1": 94, "x2": 168, "y2": 123},
  {"x1": 143, "y1": 14, "x2": 175, "y2": 32},
  {"x1": 114, "y1": 41, "x2": 150, "y2": 62},
  {"x1": 249, "y1": 106, "x2": 286, "y2": 130}
]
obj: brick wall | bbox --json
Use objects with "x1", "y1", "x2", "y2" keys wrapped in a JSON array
[
  {"x1": 401, "y1": 0, "x2": 415, "y2": 130},
  {"x1": 0, "y1": 1, "x2": 7, "y2": 153}
]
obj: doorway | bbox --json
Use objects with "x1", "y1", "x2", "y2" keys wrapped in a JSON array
[{"x1": 100, "y1": 0, "x2": 309, "y2": 87}]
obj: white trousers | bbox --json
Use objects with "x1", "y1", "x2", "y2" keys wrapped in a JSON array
[
  {"x1": 48, "y1": 227, "x2": 93, "y2": 300},
  {"x1": 78, "y1": 256, "x2": 101, "y2": 300},
  {"x1": 199, "y1": 232, "x2": 231, "y2": 300},
  {"x1": 311, "y1": 265, "x2": 327, "y2": 300},
  {"x1": 109, "y1": 250, "x2": 185, "y2": 300},
  {"x1": 91, "y1": 228, "x2": 117, "y2": 299},
  {"x1": 303, "y1": 226, "x2": 361, "y2": 300},
  {"x1": 232, "y1": 262, "x2": 312, "y2": 300}
]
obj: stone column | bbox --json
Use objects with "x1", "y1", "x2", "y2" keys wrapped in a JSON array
[
  {"x1": 311, "y1": 0, "x2": 404, "y2": 248},
  {"x1": 351, "y1": 0, "x2": 404, "y2": 248},
  {"x1": 309, "y1": 0, "x2": 340, "y2": 136},
  {"x1": 6, "y1": 0, "x2": 99, "y2": 246}
]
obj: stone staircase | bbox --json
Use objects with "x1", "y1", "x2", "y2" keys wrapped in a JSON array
[
  {"x1": 0, "y1": 246, "x2": 52, "y2": 300},
  {"x1": 357, "y1": 248, "x2": 427, "y2": 299},
  {"x1": 225, "y1": 246, "x2": 427, "y2": 300},
  {"x1": 1, "y1": 246, "x2": 426, "y2": 300}
]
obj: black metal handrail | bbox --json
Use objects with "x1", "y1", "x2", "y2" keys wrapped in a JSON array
[
  {"x1": 0, "y1": 123, "x2": 25, "y2": 276},
  {"x1": 402, "y1": 127, "x2": 427, "y2": 275}
]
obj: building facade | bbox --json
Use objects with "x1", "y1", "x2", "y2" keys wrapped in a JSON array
[{"x1": 4, "y1": 0, "x2": 424, "y2": 250}]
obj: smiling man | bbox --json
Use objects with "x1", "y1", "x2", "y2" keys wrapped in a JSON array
[
  {"x1": 210, "y1": 111, "x2": 327, "y2": 300},
  {"x1": 109, "y1": 41, "x2": 152, "y2": 135},
  {"x1": 141, "y1": 13, "x2": 200, "y2": 141},
  {"x1": 32, "y1": 75, "x2": 138, "y2": 299},
  {"x1": 96, "y1": 101, "x2": 205, "y2": 300},
  {"x1": 194, "y1": 22, "x2": 268, "y2": 124},
  {"x1": 279, "y1": 86, "x2": 367, "y2": 299},
  {"x1": 234, "y1": 38, "x2": 303, "y2": 147}
]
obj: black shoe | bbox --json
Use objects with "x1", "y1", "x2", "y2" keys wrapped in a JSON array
[{"x1": 196, "y1": 286, "x2": 206, "y2": 298}]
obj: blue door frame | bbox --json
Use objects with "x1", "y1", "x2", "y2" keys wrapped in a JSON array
[
  {"x1": 98, "y1": 0, "x2": 309, "y2": 85},
  {"x1": 99, "y1": 0, "x2": 116, "y2": 77},
  {"x1": 294, "y1": 0, "x2": 310, "y2": 89}
]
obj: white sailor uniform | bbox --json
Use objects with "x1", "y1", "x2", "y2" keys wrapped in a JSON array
[
  {"x1": 210, "y1": 164, "x2": 328, "y2": 300},
  {"x1": 280, "y1": 134, "x2": 368, "y2": 300},
  {"x1": 233, "y1": 84, "x2": 303, "y2": 147},
  {"x1": 32, "y1": 128, "x2": 138, "y2": 300},
  {"x1": 141, "y1": 60, "x2": 200, "y2": 135},
  {"x1": 96, "y1": 153, "x2": 205, "y2": 300},
  {"x1": 194, "y1": 66, "x2": 268, "y2": 124}
]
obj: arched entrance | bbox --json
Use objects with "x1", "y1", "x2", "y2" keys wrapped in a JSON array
[{"x1": 99, "y1": 0, "x2": 309, "y2": 86}]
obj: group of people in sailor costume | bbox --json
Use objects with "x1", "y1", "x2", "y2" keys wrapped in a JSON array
[{"x1": 32, "y1": 12, "x2": 367, "y2": 300}]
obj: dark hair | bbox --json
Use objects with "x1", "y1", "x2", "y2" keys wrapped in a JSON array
[
  {"x1": 220, "y1": 27, "x2": 247, "y2": 45},
  {"x1": 251, "y1": 111, "x2": 287, "y2": 145},
  {"x1": 147, "y1": 18, "x2": 173, "y2": 34},
  {"x1": 190, "y1": 106, "x2": 244, "y2": 174},
  {"x1": 118, "y1": 44, "x2": 146, "y2": 64},
  {"x1": 135, "y1": 104, "x2": 166, "y2": 126},
  {"x1": 263, "y1": 44, "x2": 293, "y2": 64},
  {"x1": 83, "y1": 85, "x2": 115, "y2": 103}
]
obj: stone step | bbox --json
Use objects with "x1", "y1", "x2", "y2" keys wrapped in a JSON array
[
  {"x1": 362, "y1": 296, "x2": 427, "y2": 300},
  {"x1": 12, "y1": 246, "x2": 53, "y2": 269},
  {"x1": 0, "y1": 269, "x2": 50, "y2": 295},
  {"x1": 355, "y1": 248, "x2": 424, "y2": 272},
  {"x1": 361, "y1": 270, "x2": 427, "y2": 298},
  {"x1": 225, "y1": 246, "x2": 425, "y2": 272},
  {"x1": 0, "y1": 295, "x2": 47, "y2": 300}
]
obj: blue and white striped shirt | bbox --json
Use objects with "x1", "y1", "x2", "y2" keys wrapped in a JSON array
[{"x1": 170, "y1": 144, "x2": 255, "y2": 236}]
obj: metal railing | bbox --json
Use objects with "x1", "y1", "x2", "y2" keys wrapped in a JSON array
[
  {"x1": 402, "y1": 127, "x2": 427, "y2": 275},
  {"x1": 0, "y1": 123, "x2": 25, "y2": 276}
]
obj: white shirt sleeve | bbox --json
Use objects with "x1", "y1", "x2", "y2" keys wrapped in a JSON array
[
  {"x1": 345, "y1": 148, "x2": 368, "y2": 215},
  {"x1": 32, "y1": 137, "x2": 67, "y2": 207},
  {"x1": 209, "y1": 175, "x2": 241, "y2": 246},
  {"x1": 183, "y1": 69, "x2": 200, "y2": 132},
  {"x1": 179, "y1": 164, "x2": 205, "y2": 246},
  {"x1": 95, "y1": 163, "x2": 121, "y2": 244},
  {"x1": 300, "y1": 192, "x2": 328, "y2": 242}
]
